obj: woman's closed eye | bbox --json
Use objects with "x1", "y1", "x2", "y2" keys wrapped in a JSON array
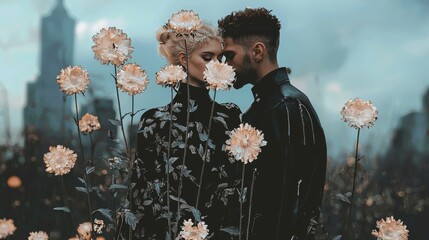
[{"x1": 201, "y1": 54, "x2": 214, "y2": 62}]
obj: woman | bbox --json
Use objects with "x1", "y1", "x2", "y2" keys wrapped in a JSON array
[{"x1": 127, "y1": 22, "x2": 241, "y2": 239}]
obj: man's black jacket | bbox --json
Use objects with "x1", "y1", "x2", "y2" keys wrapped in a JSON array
[{"x1": 241, "y1": 67, "x2": 327, "y2": 240}]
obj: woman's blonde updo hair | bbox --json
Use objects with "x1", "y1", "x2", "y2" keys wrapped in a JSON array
[{"x1": 156, "y1": 22, "x2": 223, "y2": 65}]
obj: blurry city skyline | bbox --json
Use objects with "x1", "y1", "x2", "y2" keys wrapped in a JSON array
[{"x1": 1, "y1": 0, "x2": 429, "y2": 158}]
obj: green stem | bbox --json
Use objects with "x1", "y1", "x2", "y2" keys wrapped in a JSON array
[
  {"x1": 74, "y1": 94, "x2": 95, "y2": 239},
  {"x1": 166, "y1": 87, "x2": 174, "y2": 239},
  {"x1": 239, "y1": 164, "x2": 246, "y2": 240},
  {"x1": 113, "y1": 65, "x2": 129, "y2": 153},
  {"x1": 175, "y1": 39, "x2": 191, "y2": 237},
  {"x1": 246, "y1": 168, "x2": 257, "y2": 240},
  {"x1": 128, "y1": 95, "x2": 135, "y2": 240},
  {"x1": 195, "y1": 90, "x2": 217, "y2": 210},
  {"x1": 345, "y1": 128, "x2": 361, "y2": 238}
]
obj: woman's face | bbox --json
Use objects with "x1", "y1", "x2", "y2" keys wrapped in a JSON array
[{"x1": 186, "y1": 39, "x2": 223, "y2": 87}]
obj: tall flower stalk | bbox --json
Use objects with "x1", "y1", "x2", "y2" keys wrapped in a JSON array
[
  {"x1": 116, "y1": 62, "x2": 149, "y2": 238},
  {"x1": 165, "y1": 10, "x2": 202, "y2": 236},
  {"x1": 56, "y1": 66, "x2": 95, "y2": 238},
  {"x1": 74, "y1": 94, "x2": 95, "y2": 239},
  {"x1": 43, "y1": 145, "x2": 79, "y2": 236},
  {"x1": 340, "y1": 97, "x2": 378, "y2": 237},
  {"x1": 195, "y1": 89, "x2": 216, "y2": 209},
  {"x1": 176, "y1": 38, "x2": 192, "y2": 236},
  {"x1": 156, "y1": 64, "x2": 187, "y2": 238},
  {"x1": 246, "y1": 168, "x2": 257, "y2": 240},
  {"x1": 196, "y1": 60, "x2": 235, "y2": 209},
  {"x1": 225, "y1": 123, "x2": 267, "y2": 239}
]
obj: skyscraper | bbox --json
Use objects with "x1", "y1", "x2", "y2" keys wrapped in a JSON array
[{"x1": 24, "y1": 0, "x2": 75, "y2": 158}]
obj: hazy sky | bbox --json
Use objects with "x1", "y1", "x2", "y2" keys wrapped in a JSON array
[{"x1": 1, "y1": 0, "x2": 429, "y2": 158}]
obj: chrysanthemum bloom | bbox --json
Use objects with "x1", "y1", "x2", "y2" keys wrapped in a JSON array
[
  {"x1": 203, "y1": 60, "x2": 235, "y2": 90},
  {"x1": 28, "y1": 231, "x2": 49, "y2": 240},
  {"x1": 156, "y1": 64, "x2": 187, "y2": 87},
  {"x1": 43, "y1": 145, "x2": 77, "y2": 176},
  {"x1": 372, "y1": 216, "x2": 409, "y2": 240},
  {"x1": 79, "y1": 113, "x2": 101, "y2": 134},
  {"x1": 116, "y1": 63, "x2": 149, "y2": 95},
  {"x1": 92, "y1": 27, "x2": 134, "y2": 66},
  {"x1": 179, "y1": 219, "x2": 209, "y2": 240},
  {"x1": 340, "y1": 97, "x2": 378, "y2": 129},
  {"x1": 56, "y1": 66, "x2": 90, "y2": 95},
  {"x1": 0, "y1": 218, "x2": 17, "y2": 239},
  {"x1": 225, "y1": 123, "x2": 267, "y2": 164},
  {"x1": 168, "y1": 10, "x2": 202, "y2": 34},
  {"x1": 77, "y1": 222, "x2": 92, "y2": 240},
  {"x1": 93, "y1": 219, "x2": 104, "y2": 234}
]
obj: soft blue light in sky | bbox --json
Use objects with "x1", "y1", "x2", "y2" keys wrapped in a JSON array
[{"x1": 1, "y1": 0, "x2": 429, "y2": 157}]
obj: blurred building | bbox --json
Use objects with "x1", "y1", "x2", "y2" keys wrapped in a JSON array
[
  {"x1": 80, "y1": 97, "x2": 118, "y2": 160},
  {"x1": 23, "y1": 0, "x2": 75, "y2": 159}
]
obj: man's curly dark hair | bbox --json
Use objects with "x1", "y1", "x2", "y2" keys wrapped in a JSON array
[{"x1": 218, "y1": 7, "x2": 281, "y2": 62}]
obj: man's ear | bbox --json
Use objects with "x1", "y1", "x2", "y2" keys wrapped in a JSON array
[
  {"x1": 179, "y1": 52, "x2": 187, "y2": 66},
  {"x1": 252, "y1": 42, "x2": 266, "y2": 62}
]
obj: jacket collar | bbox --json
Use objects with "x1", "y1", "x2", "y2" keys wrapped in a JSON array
[
  {"x1": 174, "y1": 82, "x2": 211, "y2": 105},
  {"x1": 251, "y1": 67, "x2": 290, "y2": 100}
]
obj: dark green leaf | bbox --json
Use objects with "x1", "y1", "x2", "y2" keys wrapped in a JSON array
[
  {"x1": 220, "y1": 226, "x2": 240, "y2": 236},
  {"x1": 108, "y1": 119, "x2": 122, "y2": 127},
  {"x1": 125, "y1": 211, "x2": 139, "y2": 230},
  {"x1": 108, "y1": 184, "x2": 128, "y2": 190},
  {"x1": 75, "y1": 187, "x2": 89, "y2": 193},
  {"x1": 93, "y1": 208, "x2": 113, "y2": 222},
  {"x1": 53, "y1": 207, "x2": 70, "y2": 213}
]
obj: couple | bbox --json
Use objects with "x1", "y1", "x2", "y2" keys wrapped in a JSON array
[{"x1": 127, "y1": 7, "x2": 327, "y2": 240}]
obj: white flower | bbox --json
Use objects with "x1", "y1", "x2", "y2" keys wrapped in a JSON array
[
  {"x1": 225, "y1": 123, "x2": 267, "y2": 164},
  {"x1": 93, "y1": 219, "x2": 104, "y2": 234},
  {"x1": 116, "y1": 63, "x2": 149, "y2": 95},
  {"x1": 43, "y1": 145, "x2": 77, "y2": 176},
  {"x1": 56, "y1": 66, "x2": 90, "y2": 95},
  {"x1": 77, "y1": 222, "x2": 92, "y2": 240},
  {"x1": 0, "y1": 218, "x2": 16, "y2": 239},
  {"x1": 340, "y1": 98, "x2": 378, "y2": 129},
  {"x1": 168, "y1": 10, "x2": 202, "y2": 34},
  {"x1": 28, "y1": 231, "x2": 49, "y2": 240},
  {"x1": 179, "y1": 219, "x2": 209, "y2": 240},
  {"x1": 79, "y1": 113, "x2": 101, "y2": 134},
  {"x1": 156, "y1": 64, "x2": 187, "y2": 87},
  {"x1": 372, "y1": 216, "x2": 409, "y2": 240},
  {"x1": 203, "y1": 60, "x2": 235, "y2": 90},
  {"x1": 92, "y1": 27, "x2": 134, "y2": 66}
]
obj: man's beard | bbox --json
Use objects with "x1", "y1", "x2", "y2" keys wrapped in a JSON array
[{"x1": 233, "y1": 54, "x2": 257, "y2": 89}]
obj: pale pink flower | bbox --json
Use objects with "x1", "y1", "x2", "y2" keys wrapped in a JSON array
[
  {"x1": 179, "y1": 219, "x2": 209, "y2": 240},
  {"x1": 203, "y1": 60, "x2": 235, "y2": 90},
  {"x1": 93, "y1": 219, "x2": 104, "y2": 234},
  {"x1": 372, "y1": 216, "x2": 409, "y2": 240},
  {"x1": 56, "y1": 66, "x2": 90, "y2": 95},
  {"x1": 341, "y1": 98, "x2": 378, "y2": 129},
  {"x1": 116, "y1": 63, "x2": 149, "y2": 95},
  {"x1": 0, "y1": 218, "x2": 16, "y2": 239},
  {"x1": 43, "y1": 145, "x2": 77, "y2": 176},
  {"x1": 92, "y1": 27, "x2": 134, "y2": 66},
  {"x1": 79, "y1": 113, "x2": 101, "y2": 134},
  {"x1": 77, "y1": 222, "x2": 92, "y2": 240},
  {"x1": 156, "y1": 64, "x2": 187, "y2": 87},
  {"x1": 225, "y1": 123, "x2": 267, "y2": 164},
  {"x1": 28, "y1": 231, "x2": 49, "y2": 240},
  {"x1": 168, "y1": 10, "x2": 202, "y2": 34}
]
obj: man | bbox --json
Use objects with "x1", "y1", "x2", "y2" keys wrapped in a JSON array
[{"x1": 219, "y1": 8, "x2": 327, "y2": 240}]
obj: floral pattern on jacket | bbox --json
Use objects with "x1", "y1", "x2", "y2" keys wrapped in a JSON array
[{"x1": 129, "y1": 83, "x2": 241, "y2": 239}]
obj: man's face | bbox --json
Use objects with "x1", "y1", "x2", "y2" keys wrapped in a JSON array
[{"x1": 222, "y1": 37, "x2": 257, "y2": 89}]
